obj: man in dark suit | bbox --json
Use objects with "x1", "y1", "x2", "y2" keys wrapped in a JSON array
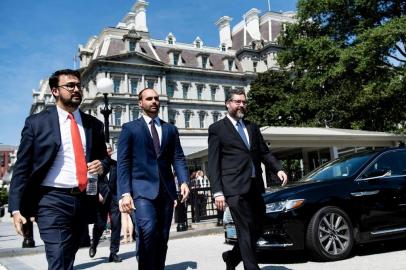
[
  {"x1": 89, "y1": 143, "x2": 122, "y2": 263},
  {"x1": 8, "y1": 69, "x2": 109, "y2": 270},
  {"x1": 207, "y1": 89, "x2": 288, "y2": 270},
  {"x1": 117, "y1": 88, "x2": 190, "y2": 270}
]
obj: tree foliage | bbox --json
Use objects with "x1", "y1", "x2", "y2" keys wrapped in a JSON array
[{"x1": 248, "y1": 0, "x2": 406, "y2": 132}]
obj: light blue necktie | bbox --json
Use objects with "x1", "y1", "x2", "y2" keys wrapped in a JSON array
[
  {"x1": 237, "y1": 121, "x2": 256, "y2": 176},
  {"x1": 236, "y1": 121, "x2": 249, "y2": 149}
]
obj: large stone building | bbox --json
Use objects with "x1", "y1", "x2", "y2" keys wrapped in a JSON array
[{"x1": 31, "y1": 0, "x2": 295, "y2": 157}]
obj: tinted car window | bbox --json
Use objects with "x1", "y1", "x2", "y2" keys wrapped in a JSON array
[
  {"x1": 304, "y1": 152, "x2": 374, "y2": 181},
  {"x1": 362, "y1": 150, "x2": 406, "y2": 178}
]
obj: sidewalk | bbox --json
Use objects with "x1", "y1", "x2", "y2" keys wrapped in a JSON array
[{"x1": 0, "y1": 206, "x2": 223, "y2": 258}]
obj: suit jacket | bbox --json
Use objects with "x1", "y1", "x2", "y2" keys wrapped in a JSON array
[
  {"x1": 117, "y1": 117, "x2": 188, "y2": 201},
  {"x1": 207, "y1": 117, "x2": 282, "y2": 196},
  {"x1": 8, "y1": 106, "x2": 110, "y2": 221}
]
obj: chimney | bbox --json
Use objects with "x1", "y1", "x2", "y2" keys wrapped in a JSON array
[
  {"x1": 132, "y1": 0, "x2": 149, "y2": 32},
  {"x1": 215, "y1": 16, "x2": 233, "y2": 50},
  {"x1": 244, "y1": 8, "x2": 261, "y2": 41}
]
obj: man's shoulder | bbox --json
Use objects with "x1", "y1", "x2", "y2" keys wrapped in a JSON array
[
  {"x1": 80, "y1": 110, "x2": 103, "y2": 125},
  {"x1": 209, "y1": 118, "x2": 225, "y2": 130},
  {"x1": 26, "y1": 106, "x2": 55, "y2": 122},
  {"x1": 122, "y1": 118, "x2": 142, "y2": 129}
]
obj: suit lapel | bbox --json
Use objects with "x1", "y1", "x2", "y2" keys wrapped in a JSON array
[
  {"x1": 49, "y1": 106, "x2": 61, "y2": 148},
  {"x1": 245, "y1": 121, "x2": 254, "y2": 150},
  {"x1": 160, "y1": 120, "x2": 168, "y2": 156},
  {"x1": 139, "y1": 117, "x2": 155, "y2": 147},
  {"x1": 80, "y1": 110, "x2": 93, "y2": 162},
  {"x1": 223, "y1": 117, "x2": 249, "y2": 151}
]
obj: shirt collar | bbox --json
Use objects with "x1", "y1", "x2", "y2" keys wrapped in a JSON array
[
  {"x1": 142, "y1": 114, "x2": 161, "y2": 126},
  {"x1": 56, "y1": 105, "x2": 81, "y2": 124},
  {"x1": 226, "y1": 114, "x2": 243, "y2": 127}
]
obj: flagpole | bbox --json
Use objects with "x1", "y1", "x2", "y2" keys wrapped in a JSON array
[{"x1": 267, "y1": 0, "x2": 271, "y2": 11}]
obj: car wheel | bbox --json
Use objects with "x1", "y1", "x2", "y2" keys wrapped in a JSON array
[{"x1": 306, "y1": 206, "x2": 354, "y2": 261}]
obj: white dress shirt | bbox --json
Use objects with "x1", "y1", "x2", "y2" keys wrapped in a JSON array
[
  {"x1": 226, "y1": 114, "x2": 250, "y2": 146},
  {"x1": 142, "y1": 114, "x2": 162, "y2": 145},
  {"x1": 41, "y1": 106, "x2": 87, "y2": 188}
]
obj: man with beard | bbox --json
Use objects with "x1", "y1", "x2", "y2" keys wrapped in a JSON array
[
  {"x1": 117, "y1": 88, "x2": 190, "y2": 270},
  {"x1": 207, "y1": 89, "x2": 288, "y2": 270},
  {"x1": 8, "y1": 69, "x2": 110, "y2": 270}
]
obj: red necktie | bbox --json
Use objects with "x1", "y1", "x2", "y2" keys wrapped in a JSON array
[{"x1": 68, "y1": 113, "x2": 87, "y2": 191}]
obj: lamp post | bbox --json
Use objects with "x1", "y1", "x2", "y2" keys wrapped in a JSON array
[{"x1": 97, "y1": 78, "x2": 113, "y2": 142}]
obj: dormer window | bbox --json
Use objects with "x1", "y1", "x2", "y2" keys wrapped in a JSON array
[
  {"x1": 194, "y1": 37, "x2": 203, "y2": 48},
  {"x1": 202, "y1": 56, "x2": 208, "y2": 69},
  {"x1": 129, "y1": 41, "x2": 136, "y2": 52},
  {"x1": 166, "y1": 32, "x2": 176, "y2": 45},
  {"x1": 228, "y1": 59, "x2": 234, "y2": 71},
  {"x1": 168, "y1": 49, "x2": 182, "y2": 66},
  {"x1": 123, "y1": 28, "x2": 141, "y2": 53},
  {"x1": 173, "y1": 52, "x2": 180, "y2": 65},
  {"x1": 221, "y1": 44, "x2": 226, "y2": 51},
  {"x1": 223, "y1": 57, "x2": 235, "y2": 71}
]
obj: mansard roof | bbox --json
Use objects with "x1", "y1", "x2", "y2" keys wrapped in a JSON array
[{"x1": 83, "y1": 30, "x2": 244, "y2": 73}]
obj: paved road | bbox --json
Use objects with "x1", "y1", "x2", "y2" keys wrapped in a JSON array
[
  {"x1": 2, "y1": 209, "x2": 406, "y2": 270},
  {"x1": 2, "y1": 233, "x2": 406, "y2": 270}
]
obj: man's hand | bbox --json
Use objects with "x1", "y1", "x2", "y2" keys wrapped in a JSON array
[
  {"x1": 12, "y1": 212, "x2": 27, "y2": 236},
  {"x1": 87, "y1": 160, "x2": 104, "y2": 175},
  {"x1": 277, "y1": 170, "x2": 288, "y2": 187},
  {"x1": 179, "y1": 183, "x2": 190, "y2": 203},
  {"x1": 119, "y1": 194, "x2": 135, "y2": 214},
  {"x1": 98, "y1": 193, "x2": 104, "y2": 203},
  {"x1": 215, "y1": 195, "x2": 227, "y2": 211}
]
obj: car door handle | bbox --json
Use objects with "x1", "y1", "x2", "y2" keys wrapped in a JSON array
[{"x1": 350, "y1": 190, "x2": 380, "y2": 197}]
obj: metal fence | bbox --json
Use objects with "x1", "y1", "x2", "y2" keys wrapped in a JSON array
[{"x1": 187, "y1": 187, "x2": 218, "y2": 222}]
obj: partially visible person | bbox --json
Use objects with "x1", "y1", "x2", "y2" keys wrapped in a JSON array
[
  {"x1": 22, "y1": 219, "x2": 35, "y2": 248},
  {"x1": 120, "y1": 212, "x2": 134, "y2": 244},
  {"x1": 89, "y1": 143, "x2": 122, "y2": 263},
  {"x1": 207, "y1": 89, "x2": 288, "y2": 270},
  {"x1": 8, "y1": 69, "x2": 109, "y2": 270},
  {"x1": 117, "y1": 88, "x2": 190, "y2": 270}
]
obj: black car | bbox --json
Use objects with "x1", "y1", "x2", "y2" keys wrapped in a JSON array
[{"x1": 224, "y1": 147, "x2": 406, "y2": 261}]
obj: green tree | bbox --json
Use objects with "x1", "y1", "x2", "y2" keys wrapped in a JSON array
[{"x1": 248, "y1": 0, "x2": 406, "y2": 132}]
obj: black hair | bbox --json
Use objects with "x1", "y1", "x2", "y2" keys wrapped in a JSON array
[
  {"x1": 48, "y1": 69, "x2": 81, "y2": 90},
  {"x1": 225, "y1": 88, "x2": 246, "y2": 102}
]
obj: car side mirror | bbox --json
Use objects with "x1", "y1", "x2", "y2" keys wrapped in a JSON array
[{"x1": 362, "y1": 168, "x2": 391, "y2": 179}]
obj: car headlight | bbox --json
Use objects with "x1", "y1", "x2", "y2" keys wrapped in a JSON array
[{"x1": 266, "y1": 199, "x2": 305, "y2": 213}]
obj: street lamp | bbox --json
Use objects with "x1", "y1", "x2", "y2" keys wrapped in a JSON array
[{"x1": 96, "y1": 78, "x2": 113, "y2": 142}]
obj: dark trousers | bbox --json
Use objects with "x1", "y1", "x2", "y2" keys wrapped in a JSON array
[
  {"x1": 22, "y1": 219, "x2": 34, "y2": 241},
  {"x1": 226, "y1": 182, "x2": 265, "y2": 270},
  {"x1": 134, "y1": 187, "x2": 174, "y2": 270},
  {"x1": 92, "y1": 197, "x2": 121, "y2": 254},
  {"x1": 36, "y1": 189, "x2": 88, "y2": 270}
]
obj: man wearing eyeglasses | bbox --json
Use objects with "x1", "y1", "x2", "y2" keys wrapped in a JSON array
[
  {"x1": 8, "y1": 69, "x2": 110, "y2": 270},
  {"x1": 207, "y1": 89, "x2": 288, "y2": 270}
]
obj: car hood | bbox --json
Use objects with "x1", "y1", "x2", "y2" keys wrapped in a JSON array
[{"x1": 263, "y1": 178, "x2": 350, "y2": 203}]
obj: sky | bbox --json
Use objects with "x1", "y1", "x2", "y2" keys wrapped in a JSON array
[{"x1": 0, "y1": 0, "x2": 297, "y2": 146}]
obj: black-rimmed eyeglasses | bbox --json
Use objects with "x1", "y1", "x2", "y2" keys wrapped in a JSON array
[
  {"x1": 230, "y1": 99, "x2": 247, "y2": 105},
  {"x1": 57, "y1": 82, "x2": 82, "y2": 93}
]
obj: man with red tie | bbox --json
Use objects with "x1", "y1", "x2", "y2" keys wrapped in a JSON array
[{"x1": 8, "y1": 69, "x2": 110, "y2": 270}]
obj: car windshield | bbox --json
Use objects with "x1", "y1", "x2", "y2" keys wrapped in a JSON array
[{"x1": 302, "y1": 151, "x2": 376, "y2": 182}]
